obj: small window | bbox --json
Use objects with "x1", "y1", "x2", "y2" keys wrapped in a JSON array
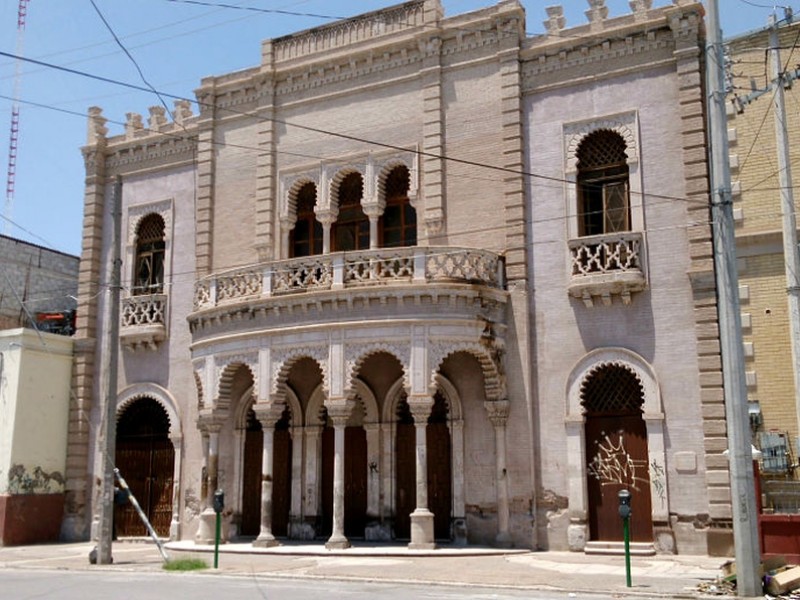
[
  {"x1": 290, "y1": 183, "x2": 322, "y2": 258},
  {"x1": 134, "y1": 214, "x2": 165, "y2": 295},
  {"x1": 577, "y1": 131, "x2": 630, "y2": 237},
  {"x1": 380, "y1": 166, "x2": 416, "y2": 248},
  {"x1": 332, "y1": 172, "x2": 369, "y2": 252}
]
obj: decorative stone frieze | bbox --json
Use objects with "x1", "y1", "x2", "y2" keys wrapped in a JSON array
[{"x1": 120, "y1": 294, "x2": 167, "y2": 351}]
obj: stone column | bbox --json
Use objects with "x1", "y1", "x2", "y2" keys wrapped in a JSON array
[
  {"x1": 317, "y1": 212, "x2": 334, "y2": 255},
  {"x1": 252, "y1": 403, "x2": 284, "y2": 548},
  {"x1": 362, "y1": 205, "x2": 382, "y2": 250},
  {"x1": 302, "y1": 425, "x2": 322, "y2": 538},
  {"x1": 485, "y1": 400, "x2": 511, "y2": 547},
  {"x1": 407, "y1": 395, "x2": 435, "y2": 550},
  {"x1": 196, "y1": 416, "x2": 222, "y2": 545},
  {"x1": 169, "y1": 434, "x2": 183, "y2": 541},
  {"x1": 325, "y1": 399, "x2": 354, "y2": 549}
]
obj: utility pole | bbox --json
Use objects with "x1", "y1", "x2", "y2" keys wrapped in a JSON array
[
  {"x1": 706, "y1": 0, "x2": 761, "y2": 596},
  {"x1": 767, "y1": 13, "x2": 800, "y2": 445},
  {"x1": 96, "y1": 176, "x2": 122, "y2": 565}
]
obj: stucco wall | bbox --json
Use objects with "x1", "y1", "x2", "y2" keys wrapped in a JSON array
[{"x1": 0, "y1": 328, "x2": 72, "y2": 495}]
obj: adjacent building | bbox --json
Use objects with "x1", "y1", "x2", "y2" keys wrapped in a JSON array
[{"x1": 66, "y1": 0, "x2": 731, "y2": 555}]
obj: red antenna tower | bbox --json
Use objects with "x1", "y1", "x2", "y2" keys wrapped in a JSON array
[{"x1": 4, "y1": 0, "x2": 30, "y2": 236}]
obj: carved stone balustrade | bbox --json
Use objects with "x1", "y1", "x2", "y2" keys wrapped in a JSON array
[
  {"x1": 120, "y1": 293, "x2": 167, "y2": 351},
  {"x1": 193, "y1": 247, "x2": 505, "y2": 311},
  {"x1": 567, "y1": 232, "x2": 647, "y2": 307},
  {"x1": 188, "y1": 247, "x2": 507, "y2": 339}
]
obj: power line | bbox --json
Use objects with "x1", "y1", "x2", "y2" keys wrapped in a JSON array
[{"x1": 0, "y1": 50, "x2": 708, "y2": 209}]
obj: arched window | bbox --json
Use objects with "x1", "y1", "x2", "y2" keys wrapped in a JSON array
[
  {"x1": 134, "y1": 214, "x2": 165, "y2": 295},
  {"x1": 332, "y1": 172, "x2": 369, "y2": 252},
  {"x1": 289, "y1": 183, "x2": 322, "y2": 258},
  {"x1": 577, "y1": 131, "x2": 630, "y2": 237},
  {"x1": 379, "y1": 165, "x2": 416, "y2": 248}
]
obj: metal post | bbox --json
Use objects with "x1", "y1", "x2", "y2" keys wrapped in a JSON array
[
  {"x1": 706, "y1": 1, "x2": 761, "y2": 596},
  {"x1": 96, "y1": 176, "x2": 122, "y2": 566},
  {"x1": 623, "y1": 516, "x2": 631, "y2": 588},
  {"x1": 214, "y1": 511, "x2": 221, "y2": 569}
]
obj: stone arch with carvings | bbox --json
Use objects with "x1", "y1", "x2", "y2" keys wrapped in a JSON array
[
  {"x1": 116, "y1": 382, "x2": 182, "y2": 440},
  {"x1": 345, "y1": 341, "x2": 411, "y2": 401},
  {"x1": 281, "y1": 175, "x2": 318, "y2": 227},
  {"x1": 329, "y1": 166, "x2": 367, "y2": 213},
  {"x1": 215, "y1": 354, "x2": 258, "y2": 411},
  {"x1": 428, "y1": 341, "x2": 505, "y2": 402},
  {"x1": 271, "y1": 345, "x2": 329, "y2": 399},
  {"x1": 566, "y1": 347, "x2": 661, "y2": 418},
  {"x1": 564, "y1": 116, "x2": 639, "y2": 175},
  {"x1": 376, "y1": 155, "x2": 418, "y2": 208}
]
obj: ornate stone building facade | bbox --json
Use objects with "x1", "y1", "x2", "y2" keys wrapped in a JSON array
[{"x1": 65, "y1": 0, "x2": 730, "y2": 555}]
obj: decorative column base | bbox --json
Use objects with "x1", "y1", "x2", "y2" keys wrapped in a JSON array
[
  {"x1": 495, "y1": 530, "x2": 513, "y2": 548},
  {"x1": 567, "y1": 521, "x2": 587, "y2": 552},
  {"x1": 195, "y1": 508, "x2": 217, "y2": 545},
  {"x1": 253, "y1": 533, "x2": 280, "y2": 548},
  {"x1": 325, "y1": 533, "x2": 351, "y2": 550},
  {"x1": 408, "y1": 509, "x2": 436, "y2": 550}
]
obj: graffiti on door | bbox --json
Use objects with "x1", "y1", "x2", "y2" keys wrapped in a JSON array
[{"x1": 587, "y1": 432, "x2": 649, "y2": 492}]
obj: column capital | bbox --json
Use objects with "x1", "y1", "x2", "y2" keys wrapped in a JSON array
[
  {"x1": 325, "y1": 397, "x2": 355, "y2": 426},
  {"x1": 484, "y1": 399, "x2": 510, "y2": 427},
  {"x1": 407, "y1": 394, "x2": 434, "y2": 422},
  {"x1": 196, "y1": 409, "x2": 225, "y2": 433},
  {"x1": 252, "y1": 401, "x2": 285, "y2": 428}
]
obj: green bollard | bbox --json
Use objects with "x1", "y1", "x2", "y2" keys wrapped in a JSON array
[{"x1": 618, "y1": 489, "x2": 632, "y2": 588}]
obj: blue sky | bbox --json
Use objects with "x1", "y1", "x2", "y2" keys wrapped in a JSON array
[{"x1": 0, "y1": 0, "x2": 788, "y2": 256}]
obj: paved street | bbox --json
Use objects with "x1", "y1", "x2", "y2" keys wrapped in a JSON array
[
  {"x1": 0, "y1": 540, "x2": 729, "y2": 598},
  {"x1": 0, "y1": 570, "x2": 626, "y2": 600}
]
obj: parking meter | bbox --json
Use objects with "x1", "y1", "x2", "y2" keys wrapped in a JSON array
[
  {"x1": 212, "y1": 489, "x2": 224, "y2": 568},
  {"x1": 618, "y1": 489, "x2": 631, "y2": 519},
  {"x1": 618, "y1": 489, "x2": 632, "y2": 587},
  {"x1": 213, "y1": 489, "x2": 225, "y2": 514}
]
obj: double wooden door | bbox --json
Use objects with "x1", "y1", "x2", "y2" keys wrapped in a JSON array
[{"x1": 321, "y1": 426, "x2": 367, "y2": 538}]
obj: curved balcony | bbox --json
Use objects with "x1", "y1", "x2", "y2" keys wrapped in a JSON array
[
  {"x1": 120, "y1": 293, "x2": 167, "y2": 351},
  {"x1": 567, "y1": 232, "x2": 647, "y2": 307},
  {"x1": 188, "y1": 247, "x2": 507, "y2": 337}
]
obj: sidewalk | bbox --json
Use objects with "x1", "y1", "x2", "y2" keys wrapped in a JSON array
[{"x1": 0, "y1": 539, "x2": 731, "y2": 598}]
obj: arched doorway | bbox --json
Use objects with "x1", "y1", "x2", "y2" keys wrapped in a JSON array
[
  {"x1": 114, "y1": 397, "x2": 174, "y2": 537},
  {"x1": 394, "y1": 392, "x2": 452, "y2": 540},
  {"x1": 583, "y1": 364, "x2": 652, "y2": 542},
  {"x1": 240, "y1": 406, "x2": 292, "y2": 537}
]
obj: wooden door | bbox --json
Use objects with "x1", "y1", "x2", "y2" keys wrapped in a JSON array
[
  {"x1": 272, "y1": 424, "x2": 292, "y2": 537},
  {"x1": 585, "y1": 415, "x2": 652, "y2": 542},
  {"x1": 321, "y1": 425, "x2": 367, "y2": 538},
  {"x1": 394, "y1": 420, "x2": 415, "y2": 539},
  {"x1": 241, "y1": 411, "x2": 292, "y2": 538},
  {"x1": 344, "y1": 427, "x2": 367, "y2": 537},
  {"x1": 240, "y1": 423, "x2": 262, "y2": 537},
  {"x1": 427, "y1": 420, "x2": 452, "y2": 540},
  {"x1": 114, "y1": 398, "x2": 174, "y2": 538}
]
